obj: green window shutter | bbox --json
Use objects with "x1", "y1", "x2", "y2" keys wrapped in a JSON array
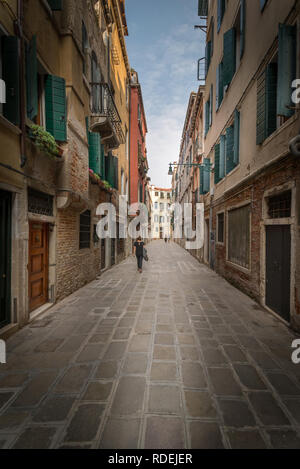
[
  {"x1": 198, "y1": 0, "x2": 208, "y2": 16},
  {"x1": 211, "y1": 20, "x2": 214, "y2": 56},
  {"x1": 214, "y1": 143, "x2": 220, "y2": 185},
  {"x1": 217, "y1": 0, "x2": 226, "y2": 32},
  {"x1": 113, "y1": 156, "x2": 119, "y2": 190},
  {"x1": 45, "y1": 75, "x2": 67, "y2": 142},
  {"x1": 205, "y1": 100, "x2": 210, "y2": 136},
  {"x1": 203, "y1": 158, "x2": 211, "y2": 194},
  {"x1": 223, "y1": 28, "x2": 236, "y2": 87},
  {"x1": 277, "y1": 24, "x2": 296, "y2": 118},
  {"x1": 2, "y1": 36, "x2": 20, "y2": 126},
  {"x1": 220, "y1": 135, "x2": 226, "y2": 179},
  {"x1": 205, "y1": 41, "x2": 212, "y2": 77},
  {"x1": 216, "y1": 62, "x2": 224, "y2": 110},
  {"x1": 47, "y1": 0, "x2": 62, "y2": 10},
  {"x1": 226, "y1": 125, "x2": 235, "y2": 175},
  {"x1": 209, "y1": 85, "x2": 213, "y2": 127},
  {"x1": 266, "y1": 63, "x2": 277, "y2": 138},
  {"x1": 240, "y1": 0, "x2": 246, "y2": 59},
  {"x1": 233, "y1": 109, "x2": 240, "y2": 165},
  {"x1": 26, "y1": 35, "x2": 38, "y2": 121},
  {"x1": 260, "y1": 0, "x2": 267, "y2": 11},
  {"x1": 199, "y1": 166, "x2": 204, "y2": 195},
  {"x1": 100, "y1": 143, "x2": 105, "y2": 179},
  {"x1": 105, "y1": 152, "x2": 114, "y2": 187},
  {"x1": 256, "y1": 70, "x2": 266, "y2": 144}
]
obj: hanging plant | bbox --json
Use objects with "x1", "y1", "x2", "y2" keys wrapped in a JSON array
[{"x1": 29, "y1": 124, "x2": 60, "y2": 158}]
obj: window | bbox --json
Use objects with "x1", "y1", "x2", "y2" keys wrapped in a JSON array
[
  {"x1": 160, "y1": 216, "x2": 165, "y2": 223},
  {"x1": 217, "y1": 0, "x2": 226, "y2": 32},
  {"x1": 260, "y1": 0, "x2": 268, "y2": 11},
  {"x1": 200, "y1": 159, "x2": 210, "y2": 195},
  {"x1": 268, "y1": 191, "x2": 291, "y2": 219},
  {"x1": 121, "y1": 170, "x2": 125, "y2": 195},
  {"x1": 125, "y1": 126, "x2": 129, "y2": 160},
  {"x1": 47, "y1": 0, "x2": 62, "y2": 10},
  {"x1": 155, "y1": 215, "x2": 159, "y2": 223},
  {"x1": 82, "y1": 21, "x2": 88, "y2": 75},
  {"x1": 160, "y1": 203, "x2": 164, "y2": 211},
  {"x1": 160, "y1": 192, "x2": 165, "y2": 199},
  {"x1": 28, "y1": 188, "x2": 53, "y2": 216},
  {"x1": 256, "y1": 24, "x2": 296, "y2": 144},
  {"x1": 217, "y1": 212, "x2": 225, "y2": 243},
  {"x1": 91, "y1": 51, "x2": 101, "y2": 113},
  {"x1": 79, "y1": 210, "x2": 91, "y2": 250},
  {"x1": 215, "y1": 109, "x2": 240, "y2": 183},
  {"x1": 205, "y1": 85, "x2": 213, "y2": 136},
  {"x1": 228, "y1": 204, "x2": 250, "y2": 269},
  {"x1": 155, "y1": 192, "x2": 159, "y2": 197},
  {"x1": 155, "y1": 202, "x2": 158, "y2": 210}
]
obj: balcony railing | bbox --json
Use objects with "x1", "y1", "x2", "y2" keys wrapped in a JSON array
[{"x1": 89, "y1": 82, "x2": 125, "y2": 149}]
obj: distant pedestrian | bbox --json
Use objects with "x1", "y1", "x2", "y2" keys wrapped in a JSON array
[
  {"x1": 164, "y1": 236, "x2": 168, "y2": 244},
  {"x1": 133, "y1": 236, "x2": 145, "y2": 273}
]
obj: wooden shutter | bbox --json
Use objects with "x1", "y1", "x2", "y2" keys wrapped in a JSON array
[
  {"x1": 45, "y1": 75, "x2": 67, "y2": 141},
  {"x1": 47, "y1": 0, "x2": 62, "y2": 10},
  {"x1": 266, "y1": 63, "x2": 278, "y2": 138},
  {"x1": 113, "y1": 156, "x2": 119, "y2": 190},
  {"x1": 223, "y1": 28, "x2": 236, "y2": 87},
  {"x1": 216, "y1": 62, "x2": 224, "y2": 110},
  {"x1": 205, "y1": 41, "x2": 212, "y2": 77},
  {"x1": 199, "y1": 166, "x2": 204, "y2": 195},
  {"x1": 220, "y1": 135, "x2": 226, "y2": 179},
  {"x1": 203, "y1": 159, "x2": 210, "y2": 194},
  {"x1": 214, "y1": 144, "x2": 220, "y2": 184},
  {"x1": 26, "y1": 35, "x2": 38, "y2": 121},
  {"x1": 205, "y1": 100, "x2": 210, "y2": 136},
  {"x1": 256, "y1": 70, "x2": 266, "y2": 145},
  {"x1": 100, "y1": 143, "x2": 105, "y2": 179},
  {"x1": 2, "y1": 36, "x2": 20, "y2": 126},
  {"x1": 217, "y1": 0, "x2": 226, "y2": 32},
  {"x1": 198, "y1": 0, "x2": 208, "y2": 17},
  {"x1": 209, "y1": 85, "x2": 213, "y2": 127},
  {"x1": 260, "y1": 0, "x2": 267, "y2": 11},
  {"x1": 240, "y1": 0, "x2": 246, "y2": 59},
  {"x1": 233, "y1": 109, "x2": 240, "y2": 165},
  {"x1": 106, "y1": 152, "x2": 115, "y2": 187},
  {"x1": 226, "y1": 125, "x2": 235, "y2": 175},
  {"x1": 277, "y1": 24, "x2": 296, "y2": 118}
]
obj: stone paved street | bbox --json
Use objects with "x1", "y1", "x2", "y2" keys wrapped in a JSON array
[{"x1": 1, "y1": 241, "x2": 300, "y2": 449}]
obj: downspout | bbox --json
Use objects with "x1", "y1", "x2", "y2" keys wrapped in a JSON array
[{"x1": 17, "y1": 0, "x2": 26, "y2": 168}]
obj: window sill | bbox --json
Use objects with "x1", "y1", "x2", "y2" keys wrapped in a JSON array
[
  {"x1": 261, "y1": 112, "x2": 298, "y2": 148},
  {"x1": 0, "y1": 114, "x2": 21, "y2": 135},
  {"x1": 226, "y1": 259, "x2": 251, "y2": 275}
]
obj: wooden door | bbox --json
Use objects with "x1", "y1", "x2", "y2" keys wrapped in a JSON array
[
  {"x1": 0, "y1": 190, "x2": 12, "y2": 328},
  {"x1": 29, "y1": 222, "x2": 49, "y2": 312},
  {"x1": 266, "y1": 225, "x2": 291, "y2": 322}
]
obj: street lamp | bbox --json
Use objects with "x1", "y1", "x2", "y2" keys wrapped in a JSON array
[{"x1": 168, "y1": 160, "x2": 213, "y2": 175}]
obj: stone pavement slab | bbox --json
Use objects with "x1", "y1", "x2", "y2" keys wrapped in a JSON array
[{"x1": 1, "y1": 241, "x2": 300, "y2": 449}]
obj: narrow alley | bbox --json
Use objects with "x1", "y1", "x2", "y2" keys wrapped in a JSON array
[{"x1": 0, "y1": 241, "x2": 300, "y2": 449}]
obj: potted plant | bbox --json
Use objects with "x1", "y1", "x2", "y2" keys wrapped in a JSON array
[{"x1": 29, "y1": 124, "x2": 61, "y2": 159}]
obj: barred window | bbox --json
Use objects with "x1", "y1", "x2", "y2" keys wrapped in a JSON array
[
  {"x1": 79, "y1": 210, "x2": 91, "y2": 250},
  {"x1": 228, "y1": 205, "x2": 250, "y2": 269},
  {"x1": 28, "y1": 188, "x2": 53, "y2": 217},
  {"x1": 217, "y1": 213, "x2": 225, "y2": 243},
  {"x1": 268, "y1": 191, "x2": 291, "y2": 219}
]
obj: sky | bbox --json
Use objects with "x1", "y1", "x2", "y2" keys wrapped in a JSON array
[{"x1": 125, "y1": 0, "x2": 206, "y2": 188}]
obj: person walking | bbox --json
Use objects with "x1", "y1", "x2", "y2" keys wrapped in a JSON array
[{"x1": 133, "y1": 236, "x2": 145, "y2": 273}]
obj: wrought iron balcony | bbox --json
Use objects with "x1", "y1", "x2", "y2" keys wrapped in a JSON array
[{"x1": 89, "y1": 82, "x2": 125, "y2": 149}]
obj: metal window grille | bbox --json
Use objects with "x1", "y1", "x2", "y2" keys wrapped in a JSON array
[
  {"x1": 79, "y1": 210, "x2": 91, "y2": 250},
  {"x1": 268, "y1": 191, "x2": 291, "y2": 219},
  {"x1": 28, "y1": 188, "x2": 53, "y2": 217},
  {"x1": 217, "y1": 213, "x2": 224, "y2": 243}
]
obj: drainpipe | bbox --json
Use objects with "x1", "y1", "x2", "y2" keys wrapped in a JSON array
[
  {"x1": 17, "y1": 0, "x2": 26, "y2": 167},
  {"x1": 289, "y1": 134, "x2": 300, "y2": 158}
]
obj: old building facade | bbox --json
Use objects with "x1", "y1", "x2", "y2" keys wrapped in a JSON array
[
  {"x1": 0, "y1": 0, "x2": 141, "y2": 338},
  {"x1": 150, "y1": 187, "x2": 172, "y2": 240},
  {"x1": 173, "y1": 0, "x2": 300, "y2": 331}
]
